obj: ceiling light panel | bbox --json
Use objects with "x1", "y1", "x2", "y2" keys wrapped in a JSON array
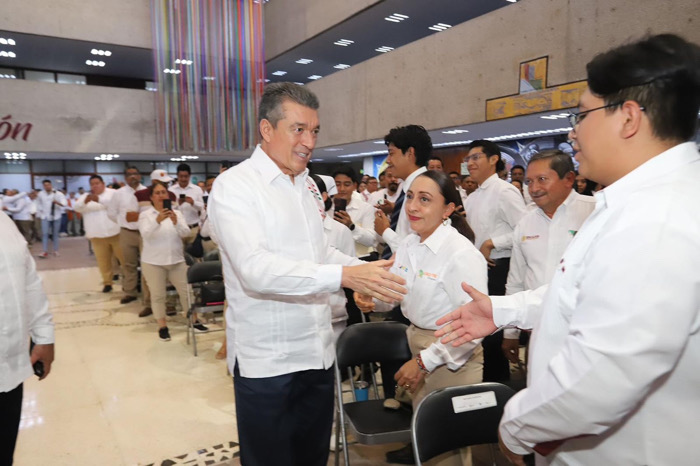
[
  {"x1": 295, "y1": 58, "x2": 313, "y2": 64},
  {"x1": 385, "y1": 13, "x2": 409, "y2": 23},
  {"x1": 0, "y1": 38, "x2": 16, "y2": 45},
  {"x1": 0, "y1": 51, "x2": 16, "y2": 58},
  {"x1": 308, "y1": 75, "x2": 322, "y2": 80},
  {"x1": 334, "y1": 39, "x2": 354, "y2": 46},
  {"x1": 375, "y1": 46, "x2": 394, "y2": 53},
  {"x1": 334, "y1": 64, "x2": 351, "y2": 70},
  {"x1": 429, "y1": 23, "x2": 452, "y2": 32},
  {"x1": 271, "y1": 70, "x2": 287, "y2": 76}
]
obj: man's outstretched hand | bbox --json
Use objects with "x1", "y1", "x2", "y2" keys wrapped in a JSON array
[
  {"x1": 434, "y1": 282, "x2": 497, "y2": 346},
  {"x1": 342, "y1": 259, "x2": 407, "y2": 304}
]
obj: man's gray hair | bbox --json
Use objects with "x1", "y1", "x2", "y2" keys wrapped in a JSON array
[
  {"x1": 527, "y1": 149, "x2": 575, "y2": 179},
  {"x1": 258, "y1": 82, "x2": 319, "y2": 127}
]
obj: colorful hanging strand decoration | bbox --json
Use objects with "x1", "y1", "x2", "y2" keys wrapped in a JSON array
[{"x1": 151, "y1": 0, "x2": 265, "y2": 153}]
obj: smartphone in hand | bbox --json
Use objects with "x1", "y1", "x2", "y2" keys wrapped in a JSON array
[
  {"x1": 333, "y1": 198, "x2": 347, "y2": 212},
  {"x1": 163, "y1": 199, "x2": 172, "y2": 211},
  {"x1": 29, "y1": 340, "x2": 45, "y2": 378}
]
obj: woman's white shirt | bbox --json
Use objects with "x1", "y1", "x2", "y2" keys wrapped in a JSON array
[
  {"x1": 380, "y1": 223, "x2": 488, "y2": 372},
  {"x1": 138, "y1": 206, "x2": 190, "y2": 265}
]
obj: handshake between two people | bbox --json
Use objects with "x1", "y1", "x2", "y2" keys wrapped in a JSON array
[{"x1": 353, "y1": 280, "x2": 498, "y2": 349}]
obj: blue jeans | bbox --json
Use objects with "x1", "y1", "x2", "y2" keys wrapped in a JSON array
[{"x1": 41, "y1": 218, "x2": 61, "y2": 253}]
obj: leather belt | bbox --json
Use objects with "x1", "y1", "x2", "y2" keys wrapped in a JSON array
[{"x1": 188, "y1": 223, "x2": 199, "y2": 229}]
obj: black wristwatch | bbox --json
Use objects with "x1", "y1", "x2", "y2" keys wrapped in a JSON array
[{"x1": 349, "y1": 223, "x2": 356, "y2": 231}]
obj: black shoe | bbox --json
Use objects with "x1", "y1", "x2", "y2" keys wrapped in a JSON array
[
  {"x1": 385, "y1": 444, "x2": 414, "y2": 465},
  {"x1": 120, "y1": 295, "x2": 137, "y2": 304},
  {"x1": 158, "y1": 327, "x2": 171, "y2": 342},
  {"x1": 165, "y1": 307, "x2": 177, "y2": 316},
  {"x1": 102, "y1": 285, "x2": 113, "y2": 293},
  {"x1": 113, "y1": 274, "x2": 120, "y2": 281},
  {"x1": 193, "y1": 321, "x2": 209, "y2": 333}
]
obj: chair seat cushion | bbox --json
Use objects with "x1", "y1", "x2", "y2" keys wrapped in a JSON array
[{"x1": 344, "y1": 400, "x2": 412, "y2": 445}]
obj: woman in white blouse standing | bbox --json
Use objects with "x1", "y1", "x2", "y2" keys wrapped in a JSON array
[{"x1": 139, "y1": 181, "x2": 206, "y2": 341}]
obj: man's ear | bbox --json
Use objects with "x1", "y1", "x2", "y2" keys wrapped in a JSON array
[
  {"x1": 619, "y1": 101, "x2": 645, "y2": 140},
  {"x1": 260, "y1": 119, "x2": 274, "y2": 143},
  {"x1": 405, "y1": 147, "x2": 416, "y2": 165}
]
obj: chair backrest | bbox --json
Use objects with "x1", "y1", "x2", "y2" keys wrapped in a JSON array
[
  {"x1": 412, "y1": 383, "x2": 516, "y2": 463},
  {"x1": 336, "y1": 322, "x2": 411, "y2": 369},
  {"x1": 187, "y1": 260, "x2": 223, "y2": 284}
]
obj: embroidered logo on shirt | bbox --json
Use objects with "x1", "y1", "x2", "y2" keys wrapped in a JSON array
[
  {"x1": 521, "y1": 235, "x2": 540, "y2": 242},
  {"x1": 418, "y1": 269, "x2": 438, "y2": 280},
  {"x1": 397, "y1": 265, "x2": 409, "y2": 273},
  {"x1": 568, "y1": 230, "x2": 578, "y2": 237}
]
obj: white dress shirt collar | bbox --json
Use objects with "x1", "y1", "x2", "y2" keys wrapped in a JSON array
[
  {"x1": 477, "y1": 172, "x2": 499, "y2": 191},
  {"x1": 414, "y1": 222, "x2": 452, "y2": 255},
  {"x1": 251, "y1": 144, "x2": 309, "y2": 186},
  {"x1": 599, "y1": 141, "x2": 697, "y2": 210},
  {"x1": 402, "y1": 166, "x2": 428, "y2": 193}
]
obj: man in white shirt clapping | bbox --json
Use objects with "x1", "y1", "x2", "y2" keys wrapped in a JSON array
[{"x1": 74, "y1": 175, "x2": 124, "y2": 293}]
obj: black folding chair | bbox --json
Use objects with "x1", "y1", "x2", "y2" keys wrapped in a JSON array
[
  {"x1": 411, "y1": 382, "x2": 516, "y2": 465},
  {"x1": 334, "y1": 322, "x2": 413, "y2": 465},
  {"x1": 186, "y1": 260, "x2": 225, "y2": 356}
]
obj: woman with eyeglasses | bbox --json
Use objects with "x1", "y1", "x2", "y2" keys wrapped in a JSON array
[{"x1": 356, "y1": 170, "x2": 487, "y2": 464}]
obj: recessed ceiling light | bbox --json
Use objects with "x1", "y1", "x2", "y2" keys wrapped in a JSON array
[
  {"x1": 442, "y1": 129, "x2": 469, "y2": 134},
  {"x1": 271, "y1": 70, "x2": 287, "y2": 76},
  {"x1": 296, "y1": 58, "x2": 313, "y2": 64},
  {"x1": 0, "y1": 39, "x2": 6, "y2": 45},
  {"x1": 324, "y1": 148, "x2": 343, "y2": 151},
  {"x1": 385, "y1": 13, "x2": 408, "y2": 22},
  {"x1": 308, "y1": 75, "x2": 322, "y2": 80},
  {"x1": 334, "y1": 64, "x2": 351, "y2": 70},
  {"x1": 7, "y1": 39, "x2": 15, "y2": 46},
  {"x1": 294, "y1": 82, "x2": 304, "y2": 86},
  {"x1": 334, "y1": 39, "x2": 354, "y2": 46},
  {"x1": 429, "y1": 23, "x2": 452, "y2": 32},
  {"x1": 375, "y1": 46, "x2": 394, "y2": 53},
  {"x1": 373, "y1": 140, "x2": 384, "y2": 144}
]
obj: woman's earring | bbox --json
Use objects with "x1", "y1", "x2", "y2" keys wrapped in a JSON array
[{"x1": 442, "y1": 217, "x2": 450, "y2": 226}]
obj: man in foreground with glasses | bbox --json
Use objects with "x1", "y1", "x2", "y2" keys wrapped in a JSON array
[
  {"x1": 436, "y1": 34, "x2": 700, "y2": 465},
  {"x1": 463, "y1": 139, "x2": 527, "y2": 383}
]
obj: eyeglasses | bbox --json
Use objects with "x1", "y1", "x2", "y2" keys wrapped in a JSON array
[
  {"x1": 465, "y1": 153, "x2": 487, "y2": 163},
  {"x1": 567, "y1": 102, "x2": 622, "y2": 128}
]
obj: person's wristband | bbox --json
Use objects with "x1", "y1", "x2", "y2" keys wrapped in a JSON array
[
  {"x1": 349, "y1": 223, "x2": 356, "y2": 231},
  {"x1": 416, "y1": 353, "x2": 430, "y2": 374}
]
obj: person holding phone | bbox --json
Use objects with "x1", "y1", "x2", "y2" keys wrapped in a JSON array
[
  {"x1": 0, "y1": 210, "x2": 55, "y2": 465},
  {"x1": 139, "y1": 181, "x2": 208, "y2": 341},
  {"x1": 168, "y1": 163, "x2": 205, "y2": 246}
]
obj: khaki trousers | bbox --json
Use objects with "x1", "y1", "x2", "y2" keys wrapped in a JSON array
[
  {"x1": 407, "y1": 325, "x2": 484, "y2": 466},
  {"x1": 91, "y1": 235, "x2": 124, "y2": 286},
  {"x1": 15, "y1": 220, "x2": 33, "y2": 245},
  {"x1": 119, "y1": 228, "x2": 150, "y2": 303},
  {"x1": 141, "y1": 262, "x2": 189, "y2": 320}
]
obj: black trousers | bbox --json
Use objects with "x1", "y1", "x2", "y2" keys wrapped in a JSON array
[
  {"x1": 0, "y1": 383, "x2": 23, "y2": 466},
  {"x1": 233, "y1": 364, "x2": 334, "y2": 466},
  {"x1": 483, "y1": 258, "x2": 511, "y2": 382}
]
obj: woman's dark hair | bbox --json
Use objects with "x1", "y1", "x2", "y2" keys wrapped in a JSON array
[
  {"x1": 147, "y1": 180, "x2": 168, "y2": 198},
  {"x1": 416, "y1": 171, "x2": 475, "y2": 243},
  {"x1": 310, "y1": 174, "x2": 333, "y2": 211}
]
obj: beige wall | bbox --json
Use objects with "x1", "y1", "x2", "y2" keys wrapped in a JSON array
[
  {"x1": 0, "y1": 0, "x2": 151, "y2": 48},
  {"x1": 264, "y1": 0, "x2": 380, "y2": 59},
  {"x1": 0, "y1": 80, "x2": 157, "y2": 154},
  {"x1": 308, "y1": 0, "x2": 700, "y2": 148}
]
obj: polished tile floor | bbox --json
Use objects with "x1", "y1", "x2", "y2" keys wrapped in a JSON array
[{"x1": 17, "y1": 238, "x2": 507, "y2": 465}]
